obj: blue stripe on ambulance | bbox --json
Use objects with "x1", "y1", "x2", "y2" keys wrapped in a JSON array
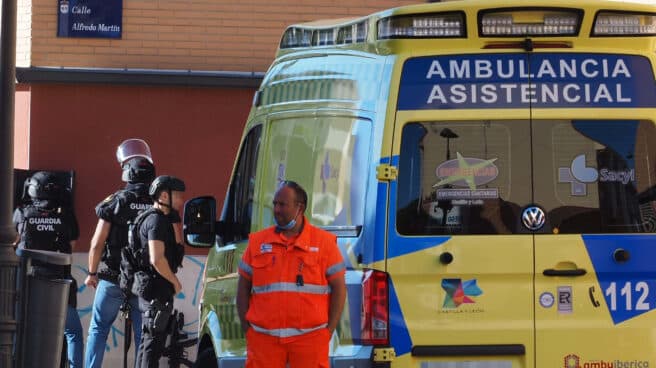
[
  {"x1": 356, "y1": 156, "x2": 392, "y2": 265},
  {"x1": 582, "y1": 234, "x2": 656, "y2": 324},
  {"x1": 389, "y1": 277, "x2": 413, "y2": 356},
  {"x1": 373, "y1": 180, "x2": 388, "y2": 264}
]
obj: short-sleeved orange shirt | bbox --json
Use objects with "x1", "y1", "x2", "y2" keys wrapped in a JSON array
[{"x1": 238, "y1": 216, "x2": 345, "y2": 337}]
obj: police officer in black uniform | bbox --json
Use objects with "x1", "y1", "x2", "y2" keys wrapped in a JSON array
[
  {"x1": 13, "y1": 171, "x2": 84, "y2": 368},
  {"x1": 84, "y1": 139, "x2": 157, "y2": 368},
  {"x1": 132, "y1": 175, "x2": 185, "y2": 368}
]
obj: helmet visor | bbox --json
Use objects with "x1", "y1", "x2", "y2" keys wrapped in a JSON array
[{"x1": 116, "y1": 138, "x2": 153, "y2": 165}]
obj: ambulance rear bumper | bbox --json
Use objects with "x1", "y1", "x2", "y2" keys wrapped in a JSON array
[{"x1": 217, "y1": 345, "x2": 375, "y2": 368}]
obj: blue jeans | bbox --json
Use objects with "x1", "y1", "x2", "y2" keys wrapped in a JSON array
[
  {"x1": 64, "y1": 305, "x2": 84, "y2": 368},
  {"x1": 85, "y1": 279, "x2": 142, "y2": 368}
]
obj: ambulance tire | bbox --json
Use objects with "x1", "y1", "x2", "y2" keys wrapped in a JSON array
[{"x1": 194, "y1": 347, "x2": 218, "y2": 368}]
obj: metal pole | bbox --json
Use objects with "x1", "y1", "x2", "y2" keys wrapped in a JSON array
[{"x1": 0, "y1": 0, "x2": 19, "y2": 366}]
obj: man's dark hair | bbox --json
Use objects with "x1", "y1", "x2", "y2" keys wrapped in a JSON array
[{"x1": 279, "y1": 180, "x2": 307, "y2": 207}]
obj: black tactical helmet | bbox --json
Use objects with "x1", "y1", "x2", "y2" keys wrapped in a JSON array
[
  {"x1": 122, "y1": 157, "x2": 156, "y2": 184},
  {"x1": 149, "y1": 175, "x2": 186, "y2": 200},
  {"x1": 25, "y1": 171, "x2": 63, "y2": 200}
]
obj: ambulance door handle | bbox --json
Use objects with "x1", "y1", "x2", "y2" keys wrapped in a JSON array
[
  {"x1": 439, "y1": 252, "x2": 453, "y2": 265},
  {"x1": 543, "y1": 268, "x2": 586, "y2": 277}
]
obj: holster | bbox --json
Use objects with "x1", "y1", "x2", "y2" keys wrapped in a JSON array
[{"x1": 146, "y1": 300, "x2": 173, "y2": 334}]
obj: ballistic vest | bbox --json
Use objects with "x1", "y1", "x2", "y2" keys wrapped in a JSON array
[
  {"x1": 122, "y1": 208, "x2": 182, "y2": 299},
  {"x1": 16, "y1": 204, "x2": 73, "y2": 275},
  {"x1": 97, "y1": 186, "x2": 152, "y2": 273}
]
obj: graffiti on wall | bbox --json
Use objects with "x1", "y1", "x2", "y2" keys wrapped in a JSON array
[{"x1": 72, "y1": 253, "x2": 206, "y2": 366}]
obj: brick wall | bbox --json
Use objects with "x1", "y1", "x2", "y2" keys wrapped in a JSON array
[
  {"x1": 22, "y1": 0, "x2": 420, "y2": 72},
  {"x1": 17, "y1": 0, "x2": 32, "y2": 67}
]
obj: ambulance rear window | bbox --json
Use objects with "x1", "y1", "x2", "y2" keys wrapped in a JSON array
[
  {"x1": 396, "y1": 119, "x2": 656, "y2": 235},
  {"x1": 396, "y1": 120, "x2": 531, "y2": 235}
]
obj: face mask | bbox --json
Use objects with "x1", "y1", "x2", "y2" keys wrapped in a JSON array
[{"x1": 275, "y1": 208, "x2": 300, "y2": 231}]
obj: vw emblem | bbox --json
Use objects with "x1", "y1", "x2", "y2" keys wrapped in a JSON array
[{"x1": 522, "y1": 206, "x2": 545, "y2": 231}]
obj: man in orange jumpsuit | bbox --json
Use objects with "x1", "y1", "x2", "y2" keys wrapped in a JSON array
[{"x1": 237, "y1": 180, "x2": 347, "y2": 368}]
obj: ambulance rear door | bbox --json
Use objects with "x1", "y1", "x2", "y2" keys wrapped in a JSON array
[
  {"x1": 530, "y1": 52, "x2": 656, "y2": 367},
  {"x1": 386, "y1": 53, "x2": 536, "y2": 368}
]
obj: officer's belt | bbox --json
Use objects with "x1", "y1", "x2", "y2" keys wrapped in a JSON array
[{"x1": 98, "y1": 267, "x2": 120, "y2": 284}]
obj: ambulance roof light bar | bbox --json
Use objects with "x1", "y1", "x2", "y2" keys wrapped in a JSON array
[
  {"x1": 280, "y1": 27, "x2": 313, "y2": 48},
  {"x1": 314, "y1": 29, "x2": 336, "y2": 46},
  {"x1": 479, "y1": 9, "x2": 581, "y2": 37},
  {"x1": 377, "y1": 12, "x2": 466, "y2": 39},
  {"x1": 592, "y1": 12, "x2": 656, "y2": 36},
  {"x1": 280, "y1": 20, "x2": 368, "y2": 49},
  {"x1": 337, "y1": 21, "x2": 368, "y2": 44}
]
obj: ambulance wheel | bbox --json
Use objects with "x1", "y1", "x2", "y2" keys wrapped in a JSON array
[{"x1": 193, "y1": 347, "x2": 218, "y2": 368}]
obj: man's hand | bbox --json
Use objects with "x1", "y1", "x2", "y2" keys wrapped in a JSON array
[
  {"x1": 85, "y1": 274, "x2": 99, "y2": 289},
  {"x1": 13, "y1": 233, "x2": 19, "y2": 248},
  {"x1": 174, "y1": 278, "x2": 182, "y2": 294}
]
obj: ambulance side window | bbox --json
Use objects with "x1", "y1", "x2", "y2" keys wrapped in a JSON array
[
  {"x1": 223, "y1": 125, "x2": 262, "y2": 243},
  {"x1": 263, "y1": 116, "x2": 370, "y2": 229}
]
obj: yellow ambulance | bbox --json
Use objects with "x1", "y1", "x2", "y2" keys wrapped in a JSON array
[{"x1": 183, "y1": 0, "x2": 656, "y2": 367}]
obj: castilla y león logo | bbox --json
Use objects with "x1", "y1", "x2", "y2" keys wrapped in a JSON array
[{"x1": 441, "y1": 278, "x2": 483, "y2": 308}]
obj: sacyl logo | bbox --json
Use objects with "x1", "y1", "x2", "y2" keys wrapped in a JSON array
[{"x1": 558, "y1": 154, "x2": 635, "y2": 196}]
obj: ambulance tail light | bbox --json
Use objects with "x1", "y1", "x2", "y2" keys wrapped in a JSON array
[
  {"x1": 361, "y1": 269, "x2": 389, "y2": 345},
  {"x1": 377, "y1": 12, "x2": 465, "y2": 39},
  {"x1": 592, "y1": 12, "x2": 656, "y2": 36},
  {"x1": 479, "y1": 9, "x2": 581, "y2": 37}
]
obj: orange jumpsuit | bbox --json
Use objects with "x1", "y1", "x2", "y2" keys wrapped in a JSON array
[{"x1": 238, "y1": 217, "x2": 345, "y2": 368}]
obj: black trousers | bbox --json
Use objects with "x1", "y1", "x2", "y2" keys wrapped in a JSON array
[{"x1": 135, "y1": 295, "x2": 173, "y2": 368}]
